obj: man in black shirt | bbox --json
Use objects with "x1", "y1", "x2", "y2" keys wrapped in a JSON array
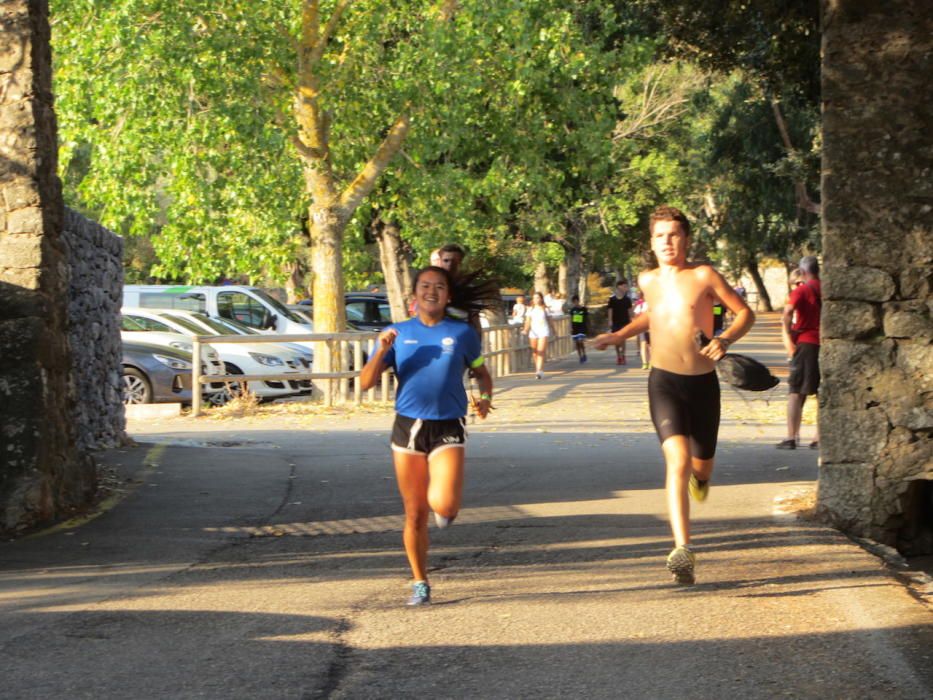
[{"x1": 607, "y1": 280, "x2": 633, "y2": 365}]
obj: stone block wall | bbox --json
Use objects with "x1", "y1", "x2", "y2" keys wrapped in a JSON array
[
  {"x1": 818, "y1": 0, "x2": 933, "y2": 552},
  {"x1": 62, "y1": 208, "x2": 125, "y2": 451},
  {"x1": 0, "y1": 0, "x2": 93, "y2": 533}
]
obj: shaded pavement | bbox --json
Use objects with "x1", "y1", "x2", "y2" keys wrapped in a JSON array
[{"x1": 1, "y1": 314, "x2": 931, "y2": 699}]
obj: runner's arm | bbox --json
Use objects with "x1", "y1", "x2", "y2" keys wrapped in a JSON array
[
  {"x1": 359, "y1": 328, "x2": 396, "y2": 391},
  {"x1": 700, "y1": 268, "x2": 755, "y2": 361},
  {"x1": 590, "y1": 312, "x2": 650, "y2": 350},
  {"x1": 471, "y1": 362, "x2": 494, "y2": 419}
]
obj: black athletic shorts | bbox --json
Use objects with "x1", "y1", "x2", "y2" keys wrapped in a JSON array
[
  {"x1": 788, "y1": 342, "x2": 820, "y2": 396},
  {"x1": 648, "y1": 367, "x2": 721, "y2": 460},
  {"x1": 391, "y1": 414, "x2": 467, "y2": 458}
]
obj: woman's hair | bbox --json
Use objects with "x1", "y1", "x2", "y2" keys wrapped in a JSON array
[
  {"x1": 531, "y1": 292, "x2": 545, "y2": 306},
  {"x1": 413, "y1": 266, "x2": 501, "y2": 316}
]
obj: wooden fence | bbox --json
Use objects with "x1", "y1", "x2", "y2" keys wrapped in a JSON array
[{"x1": 189, "y1": 316, "x2": 572, "y2": 416}]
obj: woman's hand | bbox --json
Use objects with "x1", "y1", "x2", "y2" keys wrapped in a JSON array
[{"x1": 378, "y1": 328, "x2": 398, "y2": 352}]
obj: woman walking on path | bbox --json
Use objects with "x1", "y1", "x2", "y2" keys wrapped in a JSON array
[
  {"x1": 360, "y1": 266, "x2": 494, "y2": 606},
  {"x1": 524, "y1": 291, "x2": 554, "y2": 379}
]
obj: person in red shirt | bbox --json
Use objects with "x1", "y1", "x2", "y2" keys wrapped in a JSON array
[{"x1": 777, "y1": 256, "x2": 821, "y2": 449}]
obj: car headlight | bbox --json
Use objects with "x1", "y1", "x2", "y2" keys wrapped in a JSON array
[
  {"x1": 169, "y1": 341, "x2": 193, "y2": 352},
  {"x1": 248, "y1": 352, "x2": 284, "y2": 366},
  {"x1": 154, "y1": 354, "x2": 192, "y2": 370}
]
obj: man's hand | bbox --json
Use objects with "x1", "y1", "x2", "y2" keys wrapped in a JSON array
[
  {"x1": 699, "y1": 336, "x2": 731, "y2": 362},
  {"x1": 590, "y1": 333, "x2": 617, "y2": 351}
]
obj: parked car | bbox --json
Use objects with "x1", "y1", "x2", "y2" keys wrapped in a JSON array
[
  {"x1": 121, "y1": 307, "x2": 306, "y2": 403},
  {"x1": 123, "y1": 284, "x2": 315, "y2": 346},
  {"x1": 296, "y1": 293, "x2": 393, "y2": 332},
  {"x1": 173, "y1": 312, "x2": 313, "y2": 396},
  {"x1": 120, "y1": 315, "x2": 224, "y2": 377},
  {"x1": 122, "y1": 341, "x2": 194, "y2": 404}
]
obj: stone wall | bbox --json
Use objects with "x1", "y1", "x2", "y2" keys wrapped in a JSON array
[
  {"x1": 818, "y1": 0, "x2": 933, "y2": 553},
  {"x1": 62, "y1": 208, "x2": 125, "y2": 451},
  {"x1": 0, "y1": 0, "x2": 94, "y2": 533}
]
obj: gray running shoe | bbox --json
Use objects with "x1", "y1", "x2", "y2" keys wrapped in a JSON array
[
  {"x1": 666, "y1": 545, "x2": 696, "y2": 585},
  {"x1": 434, "y1": 512, "x2": 455, "y2": 529}
]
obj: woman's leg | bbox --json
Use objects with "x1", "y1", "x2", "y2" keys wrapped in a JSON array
[
  {"x1": 535, "y1": 337, "x2": 548, "y2": 373},
  {"x1": 427, "y1": 446, "x2": 466, "y2": 520},
  {"x1": 393, "y1": 450, "x2": 430, "y2": 581}
]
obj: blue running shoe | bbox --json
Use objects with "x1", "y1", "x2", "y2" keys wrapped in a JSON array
[{"x1": 407, "y1": 580, "x2": 431, "y2": 606}]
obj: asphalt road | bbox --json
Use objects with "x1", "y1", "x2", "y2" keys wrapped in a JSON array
[{"x1": 1, "y1": 314, "x2": 930, "y2": 699}]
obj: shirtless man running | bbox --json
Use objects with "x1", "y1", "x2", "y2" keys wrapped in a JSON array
[{"x1": 592, "y1": 205, "x2": 755, "y2": 584}]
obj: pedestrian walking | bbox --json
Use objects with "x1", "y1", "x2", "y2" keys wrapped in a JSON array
[
  {"x1": 569, "y1": 294, "x2": 589, "y2": 363},
  {"x1": 524, "y1": 291, "x2": 554, "y2": 379},
  {"x1": 592, "y1": 205, "x2": 755, "y2": 585},
  {"x1": 607, "y1": 280, "x2": 633, "y2": 365},
  {"x1": 777, "y1": 256, "x2": 821, "y2": 450},
  {"x1": 359, "y1": 266, "x2": 494, "y2": 606}
]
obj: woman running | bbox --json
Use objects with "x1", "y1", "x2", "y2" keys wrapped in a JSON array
[
  {"x1": 523, "y1": 291, "x2": 553, "y2": 379},
  {"x1": 360, "y1": 266, "x2": 494, "y2": 606}
]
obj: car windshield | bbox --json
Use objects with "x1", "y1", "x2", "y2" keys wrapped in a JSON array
[
  {"x1": 211, "y1": 316, "x2": 260, "y2": 335},
  {"x1": 251, "y1": 289, "x2": 307, "y2": 324},
  {"x1": 160, "y1": 313, "x2": 219, "y2": 336}
]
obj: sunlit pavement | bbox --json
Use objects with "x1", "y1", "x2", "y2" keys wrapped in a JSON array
[{"x1": 2, "y1": 314, "x2": 931, "y2": 699}]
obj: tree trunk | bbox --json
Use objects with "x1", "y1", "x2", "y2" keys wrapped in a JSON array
[
  {"x1": 562, "y1": 244, "x2": 581, "y2": 304},
  {"x1": 746, "y1": 258, "x2": 773, "y2": 312},
  {"x1": 534, "y1": 261, "x2": 549, "y2": 294},
  {"x1": 373, "y1": 218, "x2": 413, "y2": 322},
  {"x1": 284, "y1": 261, "x2": 305, "y2": 304}
]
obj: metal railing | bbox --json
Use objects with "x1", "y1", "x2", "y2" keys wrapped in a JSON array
[{"x1": 189, "y1": 316, "x2": 572, "y2": 416}]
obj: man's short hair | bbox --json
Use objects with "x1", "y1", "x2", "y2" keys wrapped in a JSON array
[
  {"x1": 649, "y1": 205, "x2": 691, "y2": 237},
  {"x1": 571, "y1": 295, "x2": 580, "y2": 302},
  {"x1": 439, "y1": 243, "x2": 466, "y2": 258},
  {"x1": 617, "y1": 279, "x2": 628, "y2": 287},
  {"x1": 799, "y1": 255, "x2": 819, "y2": 276}
]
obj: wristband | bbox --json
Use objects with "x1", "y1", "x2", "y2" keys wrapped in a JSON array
[
  {"x1": 480, "y1": 393, "x2": 492, "y2": 401},
  {"x1": 719, "y1": 337, "x2": 733, "y2": 348}
]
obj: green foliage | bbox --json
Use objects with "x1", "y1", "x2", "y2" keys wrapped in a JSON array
[{"x1": 52, "y1": 0, "x2": 821, "y2": 290}]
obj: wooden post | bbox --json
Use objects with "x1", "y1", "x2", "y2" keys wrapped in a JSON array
[
  {"x1": 191, "y1": 338, "x2": 202, "y2": 417},
  {"x1": 353, "y1": 340, "x2": 363, "y2": 405}
]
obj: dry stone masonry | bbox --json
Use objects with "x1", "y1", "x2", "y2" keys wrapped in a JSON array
[
  {"x1": 62, "y1": 208, "x2": 125, "y2": 452},
  {"x1": 819, "y1": 0, "x2": 933, "y2": 554},
  {"x1": 0, "y1": 0, "x2": 93, "y2": 533}
]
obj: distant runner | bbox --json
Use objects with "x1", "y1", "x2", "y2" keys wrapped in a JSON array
[
  {"x1": 569, "y1": 294, "x2": 589, "y2": 363},
  {"x1": 592, "y1": 206, "x2": 755, "y2": 584}
]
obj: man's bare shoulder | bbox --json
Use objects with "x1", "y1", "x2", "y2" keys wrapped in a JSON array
[{"x1": 638, "y1": 268, "x2": 660, "y2": 286}]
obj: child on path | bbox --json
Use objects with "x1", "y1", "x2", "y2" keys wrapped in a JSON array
[
  {"x1": 569, "y1": 295, "x2": 589, "y2": 363},
  {"x1": 592, "y1": 206, "x2": 755, "y2": 585}
]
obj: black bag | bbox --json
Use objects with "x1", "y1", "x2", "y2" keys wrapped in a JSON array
[
  {"x1": 695, "y1": 332, "x2": 779, "y2": 391},
  {"x1": 716, "y1": 353, "x2": 780, "y2": 392}
]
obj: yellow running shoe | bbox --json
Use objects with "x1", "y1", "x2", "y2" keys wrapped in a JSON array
[
  {"x1": 666, "y1": 545, "x2": 696, "y2": 585},
  {"x1": 688, "y1": 474, "x2": 709, "y2": 502}
]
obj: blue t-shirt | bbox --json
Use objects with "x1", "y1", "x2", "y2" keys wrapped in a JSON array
[{"x1": 384, "y1": 317, "x2": 483, "y2": 420}]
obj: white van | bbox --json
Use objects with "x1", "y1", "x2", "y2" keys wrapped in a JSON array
[{"x1": 123, "y1": 285, "x2": 314, "y2": 337}]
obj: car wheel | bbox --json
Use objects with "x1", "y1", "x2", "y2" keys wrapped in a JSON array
[
  {"x1": 206, "y1": 363, "x2": 248, "y2": 406},
  {"x1": 123, "y1": 368, "x2": 152, "y2": 404}
]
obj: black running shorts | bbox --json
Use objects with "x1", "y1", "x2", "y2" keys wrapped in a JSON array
[
  {"x1": 391, "y1": 414, "x2": 467, "y2": 458},
  {"x1": 648, "y1": 368, "x2": 721, "y2": 460},
  {"x1": 788, "y1": 342, "x2": 820, "y2": 396}
]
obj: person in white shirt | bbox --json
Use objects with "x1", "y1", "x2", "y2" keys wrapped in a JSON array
[
  {"x1": 523, "y1": 292, "x2": 554, "y2": 380},
  {"x1": 510, "y1": 295, "x2": 527, "y2": 325}
]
